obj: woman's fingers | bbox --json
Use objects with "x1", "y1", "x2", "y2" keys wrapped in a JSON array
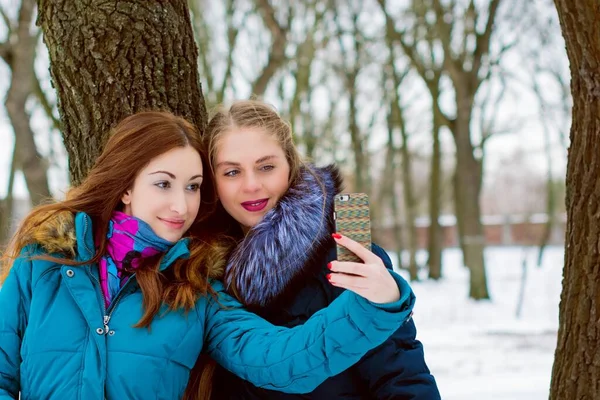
[
  {"x1": 332, "y1": 234, "x2": 380, "y2": 264},
  {"x1": 328, "y1": 273, "x2": 368, "y2": 290},
  {"x1": 328, "y1": 261, "x2": 369, "y2": 276},
  {"x1": 328, "y1": 233, "x2": 401, "y2": 303}
]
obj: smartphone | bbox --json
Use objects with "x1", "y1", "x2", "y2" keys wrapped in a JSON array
[{"x1": 333, "y1": 193, "x2": 372, "y2": 263}]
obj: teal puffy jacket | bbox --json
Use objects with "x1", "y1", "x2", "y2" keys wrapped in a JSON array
[{"x1": 0, "y1": 213, "x2": 415, "y2": 399}]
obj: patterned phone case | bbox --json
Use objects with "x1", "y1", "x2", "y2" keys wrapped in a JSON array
[{"x1": 334, "y1": 193, "x2": 371, "y2": 263}]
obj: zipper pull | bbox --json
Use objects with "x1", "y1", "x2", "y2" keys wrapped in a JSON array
[{"x1": 103, "y1": 315, "x2": 111, "y2": 334}]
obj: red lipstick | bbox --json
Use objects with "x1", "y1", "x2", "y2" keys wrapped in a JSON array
[{"x1": 241, "y1": 198, "x2": 268, "y2": 212}]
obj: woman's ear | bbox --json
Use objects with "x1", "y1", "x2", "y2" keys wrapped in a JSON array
[{"x1": 121, "y1": 190, "x2": 132, "y2": 205}]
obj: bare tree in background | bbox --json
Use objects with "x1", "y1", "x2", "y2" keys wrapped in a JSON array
[
  {"x1": 382, "y1": 45, "x2": 419, "y2": 280},
  {"x1": 286, "y1": 1, "x2": 330, "y2": 158},
  {"x1": 189, "y1": 0, "x2": 244, "y2": 107},
  {"x1": 250, "y1": 0, "x2": 292, "y2": 97},
  {"x1": 38, "y1": 0, "x2": 206, "y2": 184},
  {"x1": 385, "y1": 0, "x2": 527, "y2": 298},
  {"x1": 523, "y1": 6, "x2": 570, "y2": 267},
  {"x1": 378, "y1": 0, "x2": 446, "y2": 280},
  {"x1": 0, "y1": 0, "x2": 52, "y2": 243},
  {"x1": 331, "y1": 0, "x2": 374, "y2": 194}
]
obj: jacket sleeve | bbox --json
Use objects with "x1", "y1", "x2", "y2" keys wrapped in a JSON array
[
  {"x1": 0, "y1": 248, "x2": 33, "y2": 399},
  {"x1": 358, "y1": 244, "x2": 440, "y2": 399},
  {"x1": 203, "y1": 271, "x2": 415, "y2": 394}
]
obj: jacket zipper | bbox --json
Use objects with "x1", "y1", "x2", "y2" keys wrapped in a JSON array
[
  {"x1": 104, "y1": 277, "x2": 135, "y2": 332},
  {"x1": 82, "y1": 216, "x2": 122, "y2": 335},
  {"x1": 88, "y1": 267, "x2": 136, "y2": 334}
]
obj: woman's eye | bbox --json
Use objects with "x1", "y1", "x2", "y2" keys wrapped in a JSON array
[
  {"x1": 155, "y1": 181, "x2": 170, "y2": 189},
  {"x1": 187, "y1": 183, "x2": 201, "y2": 192},
  {"x1": 260, "y1": 165, "x2": 274, "y2": 172},
  {"x1": 224, "y1": 170, "x2": 239, "y2": 177}
]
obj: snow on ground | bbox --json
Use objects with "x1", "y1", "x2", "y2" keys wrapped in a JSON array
[{"x1": 388, "y1": 246, "x2": 562, "y2": 400}]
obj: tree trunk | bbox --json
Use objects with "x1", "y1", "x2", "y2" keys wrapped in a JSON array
[
  {"x1": 400, "y1": 141, "x2": 418, "y2": 281},
  {"x1": 427, "y1": 94, "x2": 444, "y2": 280},
  {"x1": 38, "y1": 0, "x2": 207, "y2": 184},
  {"x1": 453, "y1": 92, "x2": 489, "y2": 299},
  {"x1": 6, "y1": 0, "x2": 51, "y2": 205},
  {"x1": 382, "y1": 113, "x2": 405, "y2": 271},
  {"x1": 0, "y1": 143, "x2": 18, "y2": 245},
  {"x1": 395, "y1": 103, "x2": 418, "y2": 281},
  {"x1": 550, "y1": 1, "x2": 600, "y2": 398},
  {"x1": 348, "y1": 79, "x2": 366, "y2": 193}
]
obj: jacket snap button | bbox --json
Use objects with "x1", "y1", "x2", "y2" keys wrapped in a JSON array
[
  {"x1": 66, "y1": 269, "x2": 75, "y2": 277},
  {"x1": 96, "y1": 328, "x2": 104, "y2": 335},
  {"x1": 108, "y1": 330, "x2": 115, "y2": 336}
]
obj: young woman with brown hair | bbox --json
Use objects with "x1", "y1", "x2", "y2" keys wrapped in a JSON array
[{"x1": 0, "y1": 111, "x2": 415, "y2": 399}]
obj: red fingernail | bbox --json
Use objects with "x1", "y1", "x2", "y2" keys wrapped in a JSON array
[
  {"x1": 326, "y1": 273, "x2": 332, "y2": 280},
  {"x1": 327, "y1": 262, "x2": 332, "y2": 270},
  {"x1": 332, "y1": 233, "x2": 342, "y2": 239}
]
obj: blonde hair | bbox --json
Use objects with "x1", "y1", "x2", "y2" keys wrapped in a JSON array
[
  {"x1": 204, "y1": 100, "x2": 304, "y2": 185},
  {"x1": 186, "y1": 101, "x2": 323, "y2": 400}
]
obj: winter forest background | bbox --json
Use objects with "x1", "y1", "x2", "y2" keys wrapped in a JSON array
[{"x1": 0, "y1": 0, "x2": 590, "y2": 399}]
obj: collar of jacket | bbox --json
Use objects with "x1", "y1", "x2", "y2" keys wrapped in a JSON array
[
  {"x1": 223, "y1": 164, "x2": 344, "y2": 308},
  {"x1": 32, "y1": 211, "x2": 190, "y2": 272}
]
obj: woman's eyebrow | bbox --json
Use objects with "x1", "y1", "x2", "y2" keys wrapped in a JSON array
[
  {"x1": 149, "y1": 170, "x2": 176, "y2": 179},
  {"x1": 255, "y1": 155, "x2": 278, "y2": 164},
  {"x1": 215, "y1": 161, "x2": 240, "y2": 168}
]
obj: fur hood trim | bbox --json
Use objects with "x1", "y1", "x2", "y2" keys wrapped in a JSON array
[
  {"x1": 23, "y1": 211, "x2": 223, "y2": 278},
  {"x1": 223, "y1": 164, "x2": 343, "y2": 308},
  {"x1": 24, "y1": 210, "x2": 78, "y2": 258}
]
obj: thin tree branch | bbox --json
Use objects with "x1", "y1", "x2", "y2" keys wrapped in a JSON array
[
  {"x1": 431, "y1": 0, "x2": 462, "y2": 83},
  {"x1": 472, "y1": 0, "x2": 502, "y2": 77},
  {"x1": 0, "y1": 41, "x2": 10, "y2": 64},
  {"x1": 378, "y1": 0, "x2": 454, "y2": 129},
  {"x1": 0, "y1": 4, "x2": 11, "y2": 32},
  {"x1": 218, "y1": 1, "x2": 245, "y2": 104},
  {"x1": 188, "y1": 0, "x2": 215, "y2": 97},
  {"x1": 461, "y1": 0, "x2": 477, "y2": 63},
  {"x1": 251, "y1": 0, "x2": 290, "y2": 96}
]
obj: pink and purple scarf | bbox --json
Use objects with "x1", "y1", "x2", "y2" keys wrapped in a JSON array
[{"x1": 98, "y1": 211, "x2": 173, "y2": 308}]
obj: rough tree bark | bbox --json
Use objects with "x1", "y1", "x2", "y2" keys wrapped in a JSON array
[
  {"x1": 550, "y1": 1, "x2": 600, "y2": 398},
  {"x1": 38, "y1": 0, "x2": 207, "y2": 184}
]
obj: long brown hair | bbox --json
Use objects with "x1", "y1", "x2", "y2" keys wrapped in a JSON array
[{"x1": 1, "y1": 111, "x2": 230, "y2": 327}]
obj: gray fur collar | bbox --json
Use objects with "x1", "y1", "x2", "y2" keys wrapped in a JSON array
[{"x1": 223, "y1": 164, "x2": 343, "y2": 308}]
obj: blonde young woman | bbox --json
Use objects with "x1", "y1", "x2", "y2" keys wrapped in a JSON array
[
  {"x1": 0, "y1": 111, "x2": 415, "y2": 400},
  {"x1": 194, "y1": 100, "x2": 440, "y2": 399}
]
